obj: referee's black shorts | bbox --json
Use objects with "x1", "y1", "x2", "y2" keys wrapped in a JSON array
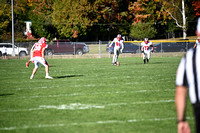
[{"x1": 193, "y1": 103, "x2": 200, "y2": 133}]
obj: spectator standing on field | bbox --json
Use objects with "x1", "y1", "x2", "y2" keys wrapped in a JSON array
[
  {"x1": 175, "y1": 17, "x2": 200, "y2": 133},
  {"x1": 2, "y1": 46, "x2": 7, "y2": 59},
  {"x1": 109, "y1": 34, "x2": 124, "y2": 65}
]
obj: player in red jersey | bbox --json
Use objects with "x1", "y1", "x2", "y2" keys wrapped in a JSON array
[
  {"x1": 26, "y1": 42, "x2": 49, "y2": 68},
  {"x1": 29, "y1": 37, "x2": 53, "y2": 79}
]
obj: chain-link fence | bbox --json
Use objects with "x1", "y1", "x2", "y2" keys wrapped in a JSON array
[{"x1": 0, "y1": 40, "x2": 196, "y2": 59}]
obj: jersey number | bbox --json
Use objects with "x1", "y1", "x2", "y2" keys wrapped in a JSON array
[
  {"x1": 116, "y1": 42, "x2": 120, "y2": 47},
  {"x1": 144, "y1": 46, "x2": 149, "y2": 50},
  {"x1": 34, "y1": 44, "x2": 42, "y2": 51}
]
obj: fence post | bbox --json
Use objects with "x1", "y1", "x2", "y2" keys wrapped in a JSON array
[
  {"x1": 99, "y1": 40, "x2": 101, "y2": 58},
  {"x1": 73, "y1": 42, "x2": 76, "y2": 58},
  {"x1": 161, "y1": 42, "x2": 163, "y2": 57}
]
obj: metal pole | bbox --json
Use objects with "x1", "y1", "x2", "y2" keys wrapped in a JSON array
[
  {"x1": 99, "y1": 40, "x2": 101, "y2": 58},
  {"x1": 12, "y1": 0, "x2": 15, "y2": 56}
]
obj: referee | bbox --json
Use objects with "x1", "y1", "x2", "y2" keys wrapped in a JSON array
[{"x1": 175, "y1": 18, "x2": 200, "y2": 133}]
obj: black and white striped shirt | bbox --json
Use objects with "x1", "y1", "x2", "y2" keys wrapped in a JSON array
[{"x1": 176, "y1": 47, "x2": 200, "y2": 104}]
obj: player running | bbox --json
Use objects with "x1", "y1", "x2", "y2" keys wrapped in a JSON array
[
  {"x1": 109, "y1": 34, "x2": 124, "y2": 65},
  {"x1": 141, "y1": 38, "x2": 154, "y2": 64},
  {"x1": 29, "y1": 37, "x2": 53, "y2": 79}
]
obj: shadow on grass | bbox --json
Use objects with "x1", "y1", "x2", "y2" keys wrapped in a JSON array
[
  {"x1": 54, "y1": 75, "x2": 84, "y2": 79},
  {"x1": 0, "y1": 93, "x2": 14, "y2": 97}
]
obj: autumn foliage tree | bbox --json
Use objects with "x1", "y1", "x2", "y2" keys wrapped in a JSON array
[{"x1": 192, "y1": 0, "x2": 200, "y2": 16}]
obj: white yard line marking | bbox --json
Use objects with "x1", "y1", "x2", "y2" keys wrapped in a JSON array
[
  {"x1": 0, "y1": 116, "x2": 193, "y2": 131},
  {"x1": 0, "y1": 99, "x2": 174, "y2": 112},
  {"x1": 12, "y1": 89, "x2": 173, "y2": 99}
]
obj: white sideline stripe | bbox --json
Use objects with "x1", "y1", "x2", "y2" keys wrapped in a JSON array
[
  {"x1": 0, "y1": 89, "x2": 174, "y2": 99},
  {"x1": 0, "y1": 99, "x2": 174, "y2": 112},
  {"x1": 0, "y1": 117, "x2": 193, "y2": 131},
  {"x1": 19, "y1": 89, "x2": 173, "y2": 99}
]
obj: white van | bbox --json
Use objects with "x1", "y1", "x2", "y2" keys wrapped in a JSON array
[{"x1": 0, "y1": 43, "x2": 29, "y2": 56}]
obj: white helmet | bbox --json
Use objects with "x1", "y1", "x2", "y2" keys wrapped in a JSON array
[
  {"x1": 144, "y1": 38, "x2": 148, "y2": 42},
  {"x1": 117, "y1": 34, "x2": 121, "y2": 38}
]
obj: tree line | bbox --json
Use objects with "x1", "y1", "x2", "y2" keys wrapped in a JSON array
[{"x1": 0, "y1": 0, "x2": 199, "y2": 42}]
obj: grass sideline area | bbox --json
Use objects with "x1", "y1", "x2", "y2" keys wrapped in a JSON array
[{"x1": 0, "y1": 57, "x2": 195, "y2": 133}]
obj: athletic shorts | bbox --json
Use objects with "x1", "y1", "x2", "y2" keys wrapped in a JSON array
[
  {"x1": 2, "y1": 53, "x2": 7, "y2": 56},
  {"x1": 193, "y1": 103, "x2": 200, "y2": 133},
  {"x1": 32, "y1": 57, "x2": 47, "y2": 68}
]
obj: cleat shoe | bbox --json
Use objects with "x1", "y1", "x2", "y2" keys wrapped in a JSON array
[
  {"x1": 144, "y1": 59, "x2": 146, "y2": 64},
  {"x1": 45, "y1": 75, "x2": 53, "y2": 79},
  {"x1": 30, "y1": 75, "x2": 34, "y2": 79},
  {"x1": 26, "y1": 62, "x2": 29, "y2": 68}
]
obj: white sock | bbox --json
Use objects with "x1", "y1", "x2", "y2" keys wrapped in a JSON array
[{"x1": 46, "y1": 73, "x2": 49, "y2": 77}]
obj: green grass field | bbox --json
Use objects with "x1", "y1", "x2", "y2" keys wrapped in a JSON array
[{"x1": 0, "y1": 57, "x2": 195, "y2": 133}]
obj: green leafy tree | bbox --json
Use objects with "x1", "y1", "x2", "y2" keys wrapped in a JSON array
[
  {"x1": 0, "y1": 1, "x2": 11, "y2": 41},
  {"x1": 51, "y1": 0, "x2": 93, "y2": 40},
  {"x1": 27, "y1": 0, "x2": 55, "y2": 40},
  {"x1": 87, "y1": 0, "x2": 130, "y2": 40},
  {"x1": 130, "y1": 23, "x2": 157, "y2": 40}
]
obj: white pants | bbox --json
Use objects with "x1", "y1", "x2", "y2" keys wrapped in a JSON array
[
  {"x1": 112, "y1": 47, "x2": 120, "y2": 63},
  {"x1": 143, "y1": 51, "x2": 151, "y2": 60},
  {"x1": 32, "y1": 57, "x2": 47, "y2": 68}
]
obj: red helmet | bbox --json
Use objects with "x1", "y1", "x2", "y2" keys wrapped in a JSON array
[{"x1": 39, "y1": 37, "x2": 46, "y2": 44}]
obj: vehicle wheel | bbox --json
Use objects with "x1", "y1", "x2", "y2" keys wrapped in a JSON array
[
  {"x1": 76, "y1": 49, "x2": 83, "y2": 55},
  {"x1": 19, "y1": 51, "x2": 26, "y2": 56},
  {"x1": 47, "y1": 50, "x2": 53, "y2": 56}
]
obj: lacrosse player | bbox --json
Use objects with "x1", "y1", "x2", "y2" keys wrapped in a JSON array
[{"x1": 109, "y1": 34, "x2": 124, "y2": 65}]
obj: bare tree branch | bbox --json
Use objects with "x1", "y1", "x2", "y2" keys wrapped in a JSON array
[
  {"x1": 172, "y1": 2, "x2": 182, "y2": 14},
  {"x1": 163, "y1": 8, "x2": 183, "y2": 28}
]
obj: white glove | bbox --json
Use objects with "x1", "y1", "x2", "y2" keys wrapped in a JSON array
[{"x1": 120, "y1": 49, "x2": 123, "y2": 53}]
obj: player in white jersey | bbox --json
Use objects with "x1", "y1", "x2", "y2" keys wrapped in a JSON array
[
  {"x1": 141, "y1": 38, "x2": 153, "y2": 64},
  {"x1": 193, "y1": 37, "x2": 200, "y2": 48},
  {"x1": 109, "y1": 34, "x2": 124, "y2": 65}
]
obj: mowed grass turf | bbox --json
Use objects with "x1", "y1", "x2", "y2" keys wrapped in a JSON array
[{"x1": 0, "y1": 57, "x2": 195, "y2": 133}]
